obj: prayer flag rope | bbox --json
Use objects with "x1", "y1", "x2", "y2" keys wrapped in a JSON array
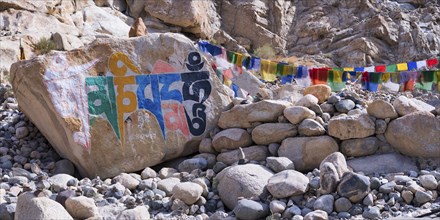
[{"x1": 198, "y1": 41, "x2": 440, "y2": 92}]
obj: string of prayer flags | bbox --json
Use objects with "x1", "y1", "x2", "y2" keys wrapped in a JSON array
[
  {"x1": 295, "y1": 66, "x2": 311, "y2": 88},
  {"x1": 268, "y1": 61, "x2": 278, "y2": 80},
  {"x1": 242, "y1": 56, "x2": 251, "y2": 69},
  {"x1": 427, "y1": 58, "x2": 439, "y2": 67},
  {"x1": 415, "y1": 71, "x2": 435, "y2": 91},
  {"x1": 407, "y1": 61, "x2": 417, "y2": 71},
  {"x1": 382, "y1": 72, "x2": 400, "y2": 92},
  {"x1": 198, "y1": 41, "x2": 222, "y2": 56},
  {"x1": 310, "y1": 68, "x2": 330, "y2": 85},
  {"x1": 260, "y1": 60, "x2": 276, "y2": 82},
  {"x1": 400, "y1": 71, "x2": 418, "y2": 91},
  {"x1": 318, "y1": 68, "x2": 330, "y2": 84},
  {"x1": 386, "y1": 64, "x2": 397, "y2": 72},
  {"x1": 347, "y1": 71, "x2": 360, "y2": 83},
  {"x1": 231, "y1": 83, "x2": 240, "y2": 97},
  {"x1": 368, "y1": 72, "x2": 382, "y2": 92},
  {"x1": 437, "y1": 71, "x2": 440, "y2": 91},
  {"x1": 276, "y1": 63, "x2": 286, "y2": 76},
  {"x1": 220, "y1": 48, "x2": 227, "y2": 59},
  {"x1": 296, "y1": 66, "x2": 308, "y2": 78},
  {"x1": 375, "y1": 65, "x2": 386, "y2": 72},
  {"x1": 227, "y1": 51, "x2": 237, "y2": 63},
  {"x1": 281, "y1": 75, "x2": 294, "y2": 84},
  {"x1": 236, "y1": 53, "x2": 243, "y2": 68},
  {"x1": 361, "y1": 72, "x2": 369, "y2": 90},
  {"x1": 364, "y1": 66, "x2": 375, "y2": 72},
  {"x1": 250, "y1": 57, "x2": 261, "y2": 70},
  {"x1": 198, "y1": 41, "x2": 440, "y2": 94},
  {"x1": 354, "y1": 67, "x2": 364, "y2": 72},
  {"x1": 279, "y1": 63, "x2": 296, "y2": 84},
  {"x1": 223, "y1": 68, "x2": 233, "y2": 80},
  {"x1": 416, "y1": 60, "x2": 427, "y2": 69},
  {"x1": 327, "y1": 69, "x2": 346, "y2": 91},
  {"x1": 396, "y1": 63, "x2": 408, "y2": 71}
]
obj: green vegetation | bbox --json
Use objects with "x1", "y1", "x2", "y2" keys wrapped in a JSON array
[
  {"x1": 32, "y1": 37, "x2": 57, "y2": 55},
  {"x1": 253, "y1": 44, "x2": 276, "y2": 59}
]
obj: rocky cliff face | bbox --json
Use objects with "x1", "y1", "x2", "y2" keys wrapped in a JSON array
[{"x1": 1, "y1": 0, "x2": 440, "y2": 80}]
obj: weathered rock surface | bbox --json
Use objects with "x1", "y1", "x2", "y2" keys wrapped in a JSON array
[
  {"x1": 296, "y1": 94, "x2": 319, "y2": 108},
  {"x1": 303, "y1": 85, "x2": 332, "y2": 104},
  {"x1": 385, "y1": 112, "x2": 440, "y2": 158},
  {"x1": 328, "y1": 114, "x2": 375, "y2": 140},
  {"x1": 10, "y1": 33, "x2": 231, "y2": 178},
  {"x1": 218, "y1": 100, "x2": 292, "y2": 129},
  {"x1": 340, "y1": 137, "x2": 381, "y2": 157},
  {"x1": 267, "y1": 170, "x2": 309, "y2": 198},
  {"x1": 233, "y1": 199, "x2": 270, "y2": 220},
  {"x1": 298, "y1": 119, "x2": 326, "y2": 136},
  {"x1": 278, "y1": 136, "x2": 339, "y2": 171},
  {"x1": 251, "y1": 123, "x2": 297, "y2": 145},
  {"x1": 319, "y1": 152, "x2": 350, "y2": 194},
  {"x1": 217, "y1": 146, "x2": 268, "y2": 166},
  {"x1": 283, "y1": 106, "x2": 316, "y2": 125},
  {"x1": 337, "y1": 172, "x2": 370, "y2": 203},
  {"x1": 216, "y1": 164, "x2": 273, "y2": 209},
  {"x1": 212, "y1": 128, "x2": 252, "y2": 152},
  {"x1": 347, "y1": 153, "x2": 418, "y2": 175},
  {"x1": 172, "y1": 182, "x2": 203, "y2": 205},
  {"x1": 129, "y1": 17, "x2": 147, "y2": 37},
  {"x1": 392, "y1": 96, "x2": 431, "y2": 116},
  {"x1": 15, "y1": 192, "x2": 73, "y2": 220},
  {"x1": 367, "y1": 100, "x2": 398, "y2": 119},
  {"x1": 65, "y1": 196, "x2": 99, "y2": 219},
  {"x1": 117, "y1": 206, "x2": 150, "y2": 219}
]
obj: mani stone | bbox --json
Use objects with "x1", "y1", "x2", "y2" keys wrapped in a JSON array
[{"x1": 10, "y1": 33, "x2": 231, "y2": 178}]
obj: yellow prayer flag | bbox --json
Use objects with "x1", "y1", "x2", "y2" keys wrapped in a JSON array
[
  {"x1": 396, "y1": 63, "x2": 408, "y2": 71},
  {"x1": 224, "y1": 77, "x2": 232, "y2": 87},
  {"x1": 260, "y1": 60, "x2": 276, "y2": 82},
  {"x1": 235, "y1": 53, "x2": 243, "y2": 68},
  {"x1": 381, "y1": 73, "x2": 391, "y2": 82},
  {"x1": 268, "y1": 62, "x2": 277, "y2": 81},
  {"x1": 343, "y1": 67, "x2": 354, "y2": 72},
  {"x1": 333, "y1": 70, "x2": 343, "y2": 83},
  {"x1": 283, "y1": 65, "x2": 296, "y2": 76}
]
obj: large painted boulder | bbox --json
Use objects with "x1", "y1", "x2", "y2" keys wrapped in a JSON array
[{"x1": 10, "y1": 33, "x2": 231, "y2": 178}]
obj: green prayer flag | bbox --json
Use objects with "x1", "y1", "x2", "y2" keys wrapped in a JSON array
[
  {"x1": 328, "y1": 82, "x2": 345, "y2": 91},
  {"x1": 227, "y1": 51, "x2": 236, "y2": 63},
  {"x1": 328, "y1": 70, "x2": 335, "y2": 82},
  {"x1": 415, "y1": 82, "x2": 432, "y2": 91},
  {"x1": 369, "y1": 72, "x2": 382, "y2": 83},
  {"x1": 386, "y1": 64, "x2": 397, "y2": 72},
  {"x1": 276, "y1": 63, "x2": 284, "y2": 76},
  {"x1": 422, "y1": 71, "x2": 435, "y2": 82}
]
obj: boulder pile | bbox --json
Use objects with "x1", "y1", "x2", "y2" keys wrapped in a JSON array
[{"x1": 1, "y1": 80, "x2": 440, "y2": 219}]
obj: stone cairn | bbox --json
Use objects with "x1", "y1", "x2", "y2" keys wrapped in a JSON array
[{"x1": 0, "y1": 82, "x2": 439, "y2": 219}]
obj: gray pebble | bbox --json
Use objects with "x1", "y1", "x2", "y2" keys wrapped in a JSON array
[{"x1": 362, "y1": 206, "x2": 381, "y2": 219}]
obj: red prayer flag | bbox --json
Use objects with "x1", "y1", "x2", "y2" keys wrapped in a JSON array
[
  {"x1": 317, "y1": 68, "x2": 330, "y2": 85},
  {"x1": 402, "y1": 79, "x2": 415, "y2": 91},
  {"x1": 309, "y1": 68, "x2": 319, "y2": 85},
  {"x1": 427, "y1": 58, "x2": 438, "y2": 67},
  {"x1": 375, "y1": 65, "x2": 386, "y2": 72}
]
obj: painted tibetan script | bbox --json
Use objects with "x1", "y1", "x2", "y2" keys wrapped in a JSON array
[
  {"x1": 86, "y1": 51, "x2": 212, "y2": 147},
  {"x1": 43, "y1": 51, "x2": 211, "y2": 150}
]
